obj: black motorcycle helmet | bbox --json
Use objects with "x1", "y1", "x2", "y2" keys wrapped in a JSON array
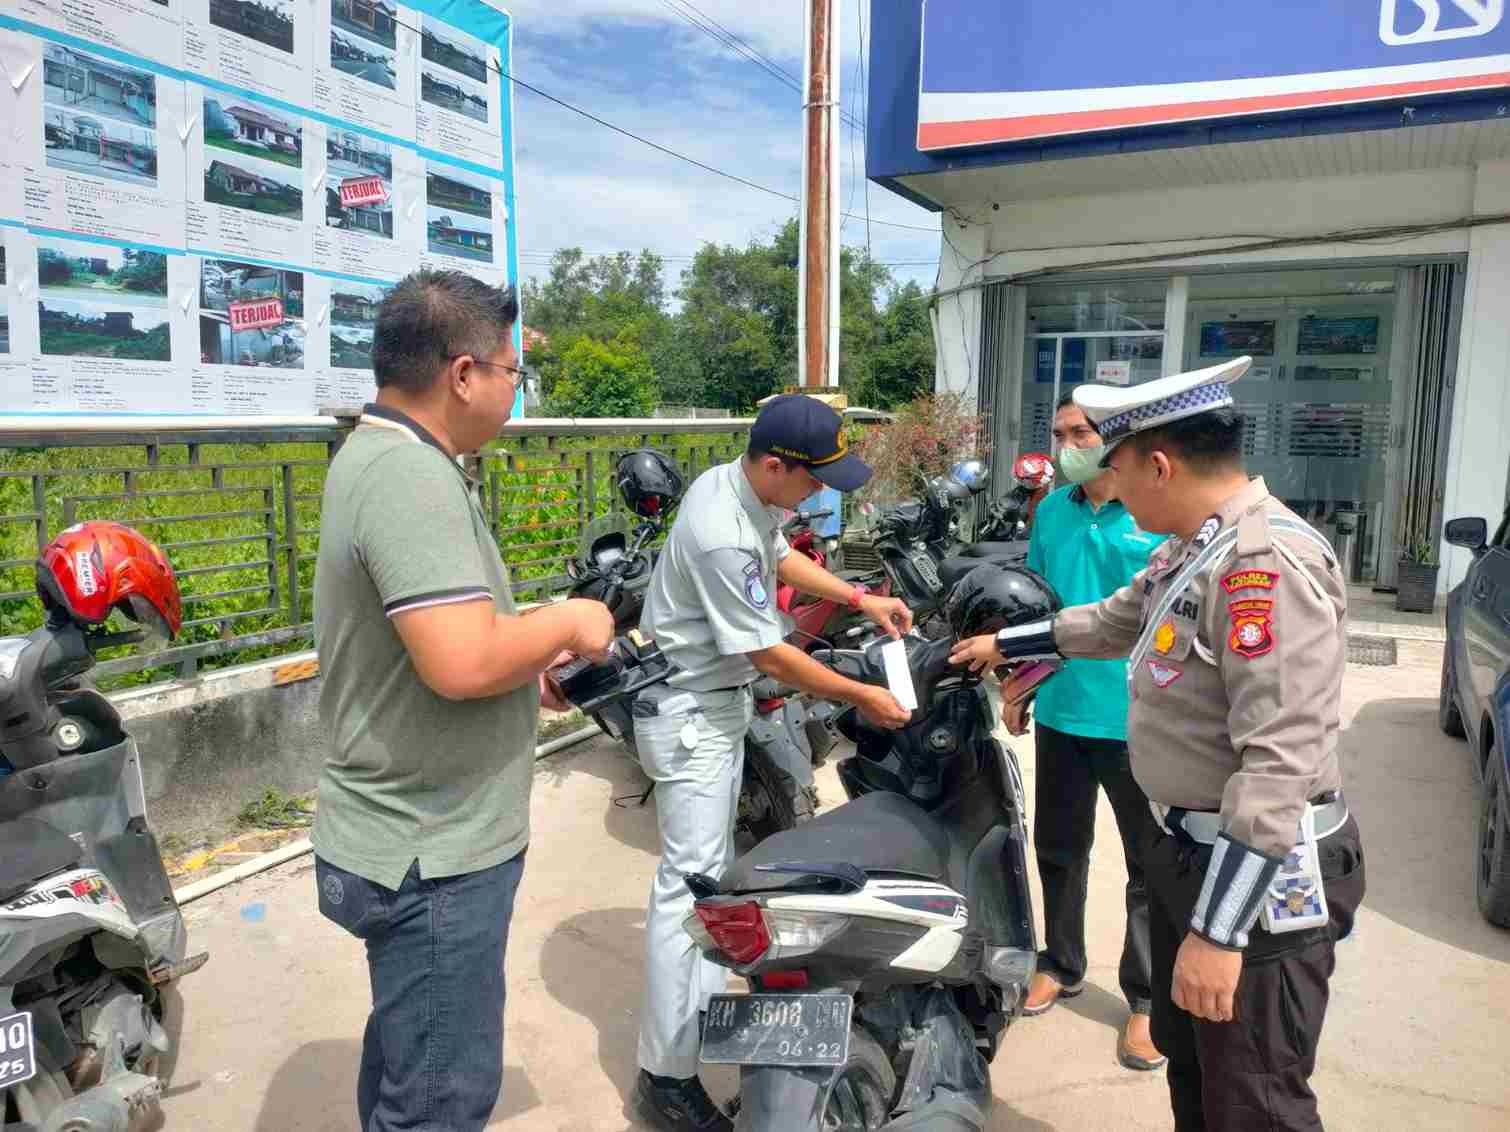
[
  {"x1": 944, "y1": 562, "x2": 1061, "y2": 639},
  {"x1": 616, "y1": 449, "x2": 685, "y2": 519}
]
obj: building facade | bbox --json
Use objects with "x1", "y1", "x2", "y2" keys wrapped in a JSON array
[{"x1": 868, "y1": 0, "x2": 1510, "y2": 597}]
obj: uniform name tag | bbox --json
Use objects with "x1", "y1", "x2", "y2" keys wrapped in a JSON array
[{"x1": 1261, "y1": 805, "x2": 1329, "y2": 934}]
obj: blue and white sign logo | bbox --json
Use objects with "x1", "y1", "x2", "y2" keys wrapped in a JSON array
[
  {"x1": 918, "y1": 0, "x2": 1510, "y2": 151},
  {"x1": 743, "y1": 560, "x2": 769, "y2": 609},
  {"x1": 1381, "y1": 1, "x2": 1502, "y2": 46}
]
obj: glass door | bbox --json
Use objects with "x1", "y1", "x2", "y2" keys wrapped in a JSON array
[{"x1": 1186, "y1": 286, "x2": 1395, "y2": 582}]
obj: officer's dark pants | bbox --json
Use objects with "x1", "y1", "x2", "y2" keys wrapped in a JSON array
[
  {"x1": 1144, "y1": 815, "x2": 1365, "y2": 1132},
  {"x1": 1034, "y1": 723, "x2": 1158, "y2": 1011}
]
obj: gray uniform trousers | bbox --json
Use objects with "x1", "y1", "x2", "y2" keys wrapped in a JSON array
[{"x1": 635, "y1": 686, "x2": 754, "y2": 1079}]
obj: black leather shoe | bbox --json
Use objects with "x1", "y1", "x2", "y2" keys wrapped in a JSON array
[{"x1": 634, "y1": 1070, "x2": 734, "y2": 1132}]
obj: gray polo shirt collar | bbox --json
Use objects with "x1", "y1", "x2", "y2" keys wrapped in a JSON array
[
  {"x1": 360, "y1": 403, "x2": 481, "y2": 488},
  {"x1": 733, "y1": 459, "x2": 782, "y2": 535}
]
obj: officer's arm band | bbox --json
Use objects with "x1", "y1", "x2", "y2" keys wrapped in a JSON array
[
  {"x1": 993, "y1": 619, "x2": 1059, "y2": 662},
  {"x1": 1189, "y1": 831, "x2": 1284, "y2": 950}
]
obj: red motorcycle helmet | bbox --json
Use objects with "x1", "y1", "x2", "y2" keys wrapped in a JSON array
[
  {"x1": 1012, "y1": 452, "x2": 1054, "y2": 491},
  {"x1": 36, "y1": 521, "x2": 183, "y2": 638}
]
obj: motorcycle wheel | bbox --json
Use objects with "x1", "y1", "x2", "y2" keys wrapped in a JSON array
[
  {"x1": 738, "y1": 752, "x2": 803, "y2": 842},
  {"x1": 821, "y1": 1028, "x2": 896, "y2": 1131}
]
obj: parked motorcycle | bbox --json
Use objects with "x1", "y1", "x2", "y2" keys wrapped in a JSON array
[
  {"x1": 2, "y1": 521, "x2": 205, "y2": 1132},
  {"x1": 976, "y1": 452, "x2": 1054, "y2": 543},
  {"x1": 553, "y1": 450, "x2": 818, "y2": 837},
  {"x1": 873, "y1": 461, "x2": 1027, "y2": 636},
  {"x1": 682, "y1": 562, "x2": 1053, "y2": 1131},
  {"x1": 776, "y1": 508, "x2": 889, "y2": 653}
]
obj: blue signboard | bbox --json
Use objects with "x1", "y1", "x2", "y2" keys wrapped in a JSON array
[{"x1": 918, "y1": 0, "x2": 1510, "y2": 151}]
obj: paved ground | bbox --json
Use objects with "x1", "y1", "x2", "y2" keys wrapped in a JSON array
[{"x1": 158, "y1": 640, "x2": 1510, "y2": 1130}]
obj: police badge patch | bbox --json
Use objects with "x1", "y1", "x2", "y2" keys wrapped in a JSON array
[
  {"x1": 743, "y1": 560, "x2": 769, "y2": 608},
  {"x1": 1228, "y1": 598, "x2": 1274, "y2": 658}
]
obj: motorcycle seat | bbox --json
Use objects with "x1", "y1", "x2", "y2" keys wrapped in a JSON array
[
  {"x1": 0, "y1": 816, "x2": 83, "y2": 905},
  {"x1": 719, "y1": 790, "x2": 953, "y2": 894},
  {"x1": 956, "y1": 540, "x2": 1028, "y2": 559}
]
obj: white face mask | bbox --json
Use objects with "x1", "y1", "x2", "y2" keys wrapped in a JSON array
[{"x1": 1056, "y1": 444, "x2": 1106, "y2": 484}]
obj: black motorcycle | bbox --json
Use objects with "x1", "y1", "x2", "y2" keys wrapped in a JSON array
[
  {"x1": 873, "y1": 464, "x2": 1026, "y2": 635},
  {"x1": 681, "y1": 563, "x2": 1050, "y2": 1130}
]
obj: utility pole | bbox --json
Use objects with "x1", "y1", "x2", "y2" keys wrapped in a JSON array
[{"x1": 797, "y1": 0, "x2": 840, "y2": 391}]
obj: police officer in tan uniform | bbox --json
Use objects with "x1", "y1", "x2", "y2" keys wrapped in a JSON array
[{"x1": 952, "y1": 356, "x2": 1365, "y2": 1131}]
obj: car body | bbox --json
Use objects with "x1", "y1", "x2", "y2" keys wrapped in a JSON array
[{"x1": 1440, "y1": 505, "x2": 1510, "y2": 927}]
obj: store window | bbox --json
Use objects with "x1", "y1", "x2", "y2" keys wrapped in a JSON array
[
  {"x1": 1185, "y1": 266, "x2": 1398, "y2": 582},
  {"x1": 1020, "y1": 278, "x2": 1167, "y2": 452}
]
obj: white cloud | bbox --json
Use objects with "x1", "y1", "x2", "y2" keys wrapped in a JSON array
[{"x1": 505, "y1": 0, "x2": 939, "y2": 296}]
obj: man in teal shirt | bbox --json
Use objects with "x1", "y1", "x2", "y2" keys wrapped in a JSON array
[{"x1": 1009, "y1": 392, "x2": 1167, "y2": 1070}]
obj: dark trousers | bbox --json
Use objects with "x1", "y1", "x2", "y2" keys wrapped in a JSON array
[
  {"x1": 315, "y1": 852, "x2": 526, "y2": 1132},
  {"x1": 1145, "y1": 816, "x2": 1365, "y2": 1131},
  {"x1": 1033, "y1": 722, "x2": 1158, "y2": 1011}
]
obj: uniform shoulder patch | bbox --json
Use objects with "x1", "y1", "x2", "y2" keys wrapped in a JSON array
[
  {"x1": 742, "y1": 559, "x2": 769, "y2": 609},
  {"x1": 1227, "y1": 597, "x2": 1275, "y2": 659},
  {"x1": 1222, "y1": 568, "x2": 1278, "y2": 593},
  {"x1": 1193, "y1": 516, "x2": 1222, "y2": 548},
  {"x1": 1147, "y1": 660, "x2": 1182, "y2": 687}
]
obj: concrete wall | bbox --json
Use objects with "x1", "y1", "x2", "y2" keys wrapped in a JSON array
[
  {"x1": 114, "y1": 653, "x2": 327, "y2": 839},
  {"x1": 931, "y1": 161, "x2": 1510, "y2": 593}
]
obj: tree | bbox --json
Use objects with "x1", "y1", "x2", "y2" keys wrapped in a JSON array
[
  {"x1": 863, "y1": 281, "x2": 936, "y2": 407},
  {"x1": 545, "y1": 336, "x2": 658, "y2": 418}
]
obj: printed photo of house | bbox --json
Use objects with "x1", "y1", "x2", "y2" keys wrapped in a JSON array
[
  {"x1": 205, "y1": 99, "x2": 302, "y2": 168},
  {"x1": 427, "y1": 206, "x2": 493, "y2": 264},
  {"x1": 38, "y1": 236, "x2": 169, "y2": 307},
  {"x1": 43, "y1": 44, "x2": 156, "y2": 128},
  {"x1": 420, "y1": 17, "x2": 488, "y2": 84},
  {"x1": 209, "y1": 0, "x2": 296, "y2": 55},
  {"x1": 331, "y1": 0, "x2": 396, "y2": 50},
  {"x1": 426, "y1": 165, "x2": 492, "y2": 219},
  {"x1": 331, "y1": 28, "x2": 397, "y2": 90},
  {"x1": 199, "y1": 258, "x2": 305, "y2": 368},
  {"x1": 329, "y1": 280, "x2": 390, "y2": 370},
  {"x1": 205, "y1": 155, "x2": 304, "y2": 219},
  {"x1": 421, "y1": 68, "x2": 488, "y2": 124},
  {"x1": 325, "y1": 130, "x2": 392, "y2": 180},
  {"x1": 39, "y1": 297, "x2": 171, "y2": 362},
  {"x1": 45, "y1": 109, "x2": 157, "y2": 189}
]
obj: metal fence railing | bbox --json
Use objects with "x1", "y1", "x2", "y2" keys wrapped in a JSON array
[{"x1": 0, "y1": 415, "x2": 852, "y2": 685}]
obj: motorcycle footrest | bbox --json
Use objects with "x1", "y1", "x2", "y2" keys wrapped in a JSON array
[{"x1": 151, "y1": 950, "x2": 209, "y2": 984}]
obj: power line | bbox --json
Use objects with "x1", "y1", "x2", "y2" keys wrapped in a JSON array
[
  {"x1": 656, "y1": 0, "x2": 865, "y2": 133},
  {"x1": 488, "y1": 61, "x2": 937, "y2": 235}
]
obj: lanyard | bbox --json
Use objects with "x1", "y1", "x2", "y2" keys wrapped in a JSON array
[{"x1": 1128, "y1": 528, "x2": 1240, "y2": 676}]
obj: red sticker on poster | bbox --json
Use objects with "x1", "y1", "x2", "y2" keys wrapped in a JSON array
[
  {"x1": 339, "y1": 175, "x2": 388, "y2": 207},
  {"x1": 1227, "y1": 598, "x2": 1275, "y2": 659},
  {"x1": 227, "y1": 298, "x2": 284, "y2": 332}
]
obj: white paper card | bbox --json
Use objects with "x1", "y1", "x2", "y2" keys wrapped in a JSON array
[{"x1": 879, "y1": 638, "x2": 918, "y2": 712}]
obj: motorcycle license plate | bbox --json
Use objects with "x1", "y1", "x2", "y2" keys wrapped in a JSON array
[
  {"x1": 0, "y1": 1011, "x2": 36, "y2": 1091},
  {"x1": 910, "y1": 550, "x2": 943, "y2": 593},
  {"x1": 700, "y1": 993, "x2": 851, "y2": 1068}
]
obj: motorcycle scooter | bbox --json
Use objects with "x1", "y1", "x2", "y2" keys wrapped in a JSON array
[
  {"x1": 873, "y1": 464, "x2": 1027, "y2": 637},
  {"x1": 1, "y1": 613, "x2": 205, "y2": 1131},
  {"x1": 554, "y1": 474, "x2": 821, "y2": 837},
  {"x1": 681, "y1": 585, "x2": 1042, "y2": 1131}
]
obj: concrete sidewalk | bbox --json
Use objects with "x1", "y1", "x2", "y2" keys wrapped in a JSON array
[{"x1": 158, "y1": 641, "x2": 1510, "y2": 1130}]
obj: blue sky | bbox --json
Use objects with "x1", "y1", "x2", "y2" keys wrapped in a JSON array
[{"x1": 504, "y1": 0, "x2": 942, "y2": 296}]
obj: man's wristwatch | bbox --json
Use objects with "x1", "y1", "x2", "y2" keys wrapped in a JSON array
[
  {"x1": 847, "y1": 584, "x2": 869, "y2": 611},
  {"x1": 993, "y1": 619, "x2": 1059, "y2": 661}
]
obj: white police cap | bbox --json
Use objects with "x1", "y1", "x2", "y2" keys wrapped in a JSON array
[{"x1": 1074, "y1": 355, "x2": 1250, "y2": 464}]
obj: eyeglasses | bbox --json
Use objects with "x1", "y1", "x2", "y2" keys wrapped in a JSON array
[{"x1": 461, "y1": 358, "x2": 524, "y2": 382}]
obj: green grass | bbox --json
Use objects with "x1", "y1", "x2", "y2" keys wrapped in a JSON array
[
  {"x1": 39, "y1": 325, "x2": 172, "y2": 361},
  {"x1": 205, "y1": 181, "x2": 304, "y2": 219},
  {"x1": 236, "y1": 787, "x2": 315, "y2": 829},
  {"x1": 205, "y1": 132, "x2": 302, "y2": 169}
]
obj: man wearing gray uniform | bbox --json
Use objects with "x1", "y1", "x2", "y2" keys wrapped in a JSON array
[
  {"x1": 633, "y1": 394, "x2": 913, "y2": 1132},
  {"x1": 952, "y1": 357, "x2": 1365, "y2": 1131}
]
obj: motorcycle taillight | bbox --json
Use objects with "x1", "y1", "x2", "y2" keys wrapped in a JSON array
[{"x1": 694, "y1": 901, "x2": 770, "y2": 964}]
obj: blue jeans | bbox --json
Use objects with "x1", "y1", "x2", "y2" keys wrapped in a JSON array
[{"x1": 315, "y1": 852, "x2": 526, "y2": 1132}]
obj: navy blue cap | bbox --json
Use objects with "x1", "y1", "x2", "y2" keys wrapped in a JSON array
[{"x1": 749, "y1": 395, "x2": 872, "y2": 492}]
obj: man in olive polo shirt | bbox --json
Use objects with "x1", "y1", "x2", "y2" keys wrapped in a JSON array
[
  {"x1": 311, "y1": 270, "x2": 614, "y2": 1132},
  {"x1": 1009, "y1": 391, "x2": 1168, "y2": 1071}
]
